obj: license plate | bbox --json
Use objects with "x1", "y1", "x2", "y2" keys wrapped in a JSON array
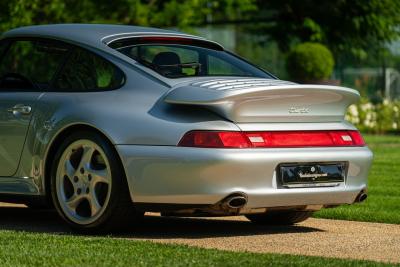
[{"x1": 278, "y1": 162, "x2": 346, "y2": 188}]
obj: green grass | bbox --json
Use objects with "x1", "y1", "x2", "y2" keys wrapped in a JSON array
[
  {"x1": 0, "y1": 230, "x2": 395, "y2": 267},
  {"x1": 315, "y1": 134, "x2": 400, "y2": 224}
]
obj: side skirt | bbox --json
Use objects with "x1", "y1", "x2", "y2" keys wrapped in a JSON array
[{"x1": 0, "y1": 177, "x2": 41, "y2": 196}]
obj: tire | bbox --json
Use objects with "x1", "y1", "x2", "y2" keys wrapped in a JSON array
[
  {"x1": 50, "y1": 131, "x2": 143, "y2": 233},
  {"x1": 246, "y1": 210, "x2": 313, "y2": 225}
]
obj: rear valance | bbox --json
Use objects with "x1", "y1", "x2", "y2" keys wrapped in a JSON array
[{"x1": 164, "y1": 79, "x2": 360, "y2": 123}]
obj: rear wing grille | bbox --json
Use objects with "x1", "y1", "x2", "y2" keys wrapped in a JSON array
[{"x1": 191, "y1": 78, "x2": 295, "y2": 91}]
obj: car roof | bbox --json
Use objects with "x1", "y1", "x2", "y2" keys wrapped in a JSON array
[{"x1": 1, "y1": 24, "x2": 214, "y2": 49}]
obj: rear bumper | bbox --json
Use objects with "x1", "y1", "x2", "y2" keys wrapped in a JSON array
[{"x1": 116, "y1": 145, "x2": 373, "y2": 209}]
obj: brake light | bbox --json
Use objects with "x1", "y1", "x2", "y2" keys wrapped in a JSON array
[
  {"x1": 178, "y1": 130, "x2": 365, "y2": 148},
  {"x1": 138, "y1": 36, "x2": 193, "y2": 42},
  {"x1": 135, "y1": 37, "x2": 223, "y2": 50}
]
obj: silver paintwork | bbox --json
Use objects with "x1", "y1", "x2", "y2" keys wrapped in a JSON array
[
  {"x1": 0, "y1": 24, "x2": 372, "y2": 213},
  {"x1": 117, "y1": 145, "x2": 372, "y2": 207},
  {"x1": 0, "y1": 92, "x2": 42, "y2": 177}
]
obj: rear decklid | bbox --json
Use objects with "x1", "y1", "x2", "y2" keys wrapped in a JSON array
[{"x1": 164, "y1": 78, "x2": 360, "y2": 123}]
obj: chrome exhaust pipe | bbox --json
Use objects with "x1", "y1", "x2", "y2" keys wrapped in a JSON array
[
  {"x1": 228, "y1": 196, "x2": 247, "y2": 208},
  {"x1": 357, "y1": 193, "x2": 368, "y2": 202},
  {"x1": 355, "y1": 191, "x2": 368, "y2": 203},
  {"x1": 223, "y1": 193, "x2": 248, "y2": 209}
]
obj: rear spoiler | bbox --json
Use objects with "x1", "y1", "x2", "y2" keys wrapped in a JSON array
[{"x1": 164, "y1": 79, "x2": 360, "y2": 123}]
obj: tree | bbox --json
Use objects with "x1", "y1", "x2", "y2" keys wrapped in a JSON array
[
  {"x1": 0, "y1": 0, "x2": 256, "y2": 33},
  {"x1": 250, "y1": 0, "x2": 400, "y2": 59}
]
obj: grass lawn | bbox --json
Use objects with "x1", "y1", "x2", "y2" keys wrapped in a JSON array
[
  {"x1": 314, "y1": 134, "x2": 400, "y2": 224},
  {"x1": 0, "y1": 230, "x2": 395, "y2": 267}
]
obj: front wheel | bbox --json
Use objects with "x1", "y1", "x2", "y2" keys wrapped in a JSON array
[
  {"x1": 246, "y1": 210, "x2": 313, "y2": 225},
  {"x1": 50, "y1": 131, "x2": 143, "y2": 233}
]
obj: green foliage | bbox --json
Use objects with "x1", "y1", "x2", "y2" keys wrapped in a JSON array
[
  {"x1": 235, "y1": 34, "x2": 288, "y2": 79},
  {"x1": 253, "y1": 0, "x2": 400, "y2": 59},
  {"x1": 0, "y1": 0, "x2": 256, "y2": 33},
  {"x1": 346, "y1": 99, "x2": 400, "y2": 134},
  {"x1": 286, "y1": 42, "x2": 334, "y2": 82}
]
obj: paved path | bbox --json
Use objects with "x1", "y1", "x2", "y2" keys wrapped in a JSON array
[
  {"x1": 134, "y1": 214, "x2": 400, "y2": 264},
  {"x1": 0, "y1": 203, "x2": 399, "y2": 264}
]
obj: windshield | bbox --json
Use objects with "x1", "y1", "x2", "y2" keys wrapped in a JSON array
[{"x1": 111, "y1": 41, "x2": 272, "y2": 79}]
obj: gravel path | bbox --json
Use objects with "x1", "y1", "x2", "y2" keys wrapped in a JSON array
[
  {"x1": 0, "y1": 203, "x2": 399, "y2": 264},
  {"x1": 129, "y1": 214, "x2": 400, "y2": 264}
]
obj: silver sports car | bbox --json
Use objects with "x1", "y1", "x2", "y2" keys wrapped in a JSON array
[{"x1": 0, "y1": 24, "x2": 372, "y2": 232}]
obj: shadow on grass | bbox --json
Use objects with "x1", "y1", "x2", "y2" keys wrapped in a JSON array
[{"x1": 0, "y1": 206, "x2": 324, "y2": 238}]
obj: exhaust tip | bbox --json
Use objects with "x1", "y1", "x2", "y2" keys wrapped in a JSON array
[
  {"x1": 358, "y1": 193, "x2": 368, "y2": 202},
  {"x1": 355, "y1": 191, "x2": 368, "y2": 203},
  {"x1": 228, "y1": 196, "x2": 247, "y2": 208}
]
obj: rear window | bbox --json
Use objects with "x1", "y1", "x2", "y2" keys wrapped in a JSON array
[{"x1": 110, "y1": 38, "x2": 271, "y2": 79}]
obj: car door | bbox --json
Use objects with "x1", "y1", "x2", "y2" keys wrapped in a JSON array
[{"x1": 0, "y1": 38, "x2": 70, "y2": 176}]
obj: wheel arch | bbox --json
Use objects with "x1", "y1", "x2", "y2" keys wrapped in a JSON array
[{"x1": 43, "y1": 123, "x2": 123, "y2": 203}]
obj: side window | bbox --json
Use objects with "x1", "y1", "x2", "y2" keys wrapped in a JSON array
[
  {"x1": 0, "y1": 40, "x2": 69, "y2": 90},
  {"x1": 208, "y1": 55, "x2": 247, "y2": 76},
  {"x1": 54, "y1": 48, "x2": 124, "y2": 91},
  {"x1": 0, "y1": 41, "x2": 9, "y2": 60}
]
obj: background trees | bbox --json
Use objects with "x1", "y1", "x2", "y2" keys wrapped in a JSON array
[
  {"x1": 2, "y1": 0, "x2": 399, "y2": 57},
  {"x1": 250, "y1": 0, "x2": 400, "y2": 57},
  {"x1": 0, "y1": 0, "x2": 254, "y2": 32},
  {"x1": 1, "y1": 0, "x2": 400, "y2": 98}
]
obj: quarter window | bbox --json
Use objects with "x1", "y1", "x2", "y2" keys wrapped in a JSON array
[
  {"x1": 54, "y1": 48, "x2": 124, "y2": 91},
  {"x1": 0, "y1": 40, "x2": 69, "y2": 90}
]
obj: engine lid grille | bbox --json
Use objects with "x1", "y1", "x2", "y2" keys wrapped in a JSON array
[{"x1": 191, "y1": 78, "x2": 295, "y2": 91}]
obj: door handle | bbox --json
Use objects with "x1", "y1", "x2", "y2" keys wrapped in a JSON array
[{"x1": 7, "y1": 104, "x2": 32, "y2": 115}]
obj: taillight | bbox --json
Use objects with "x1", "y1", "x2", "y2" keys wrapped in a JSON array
[
  {"x1": 347, "y1": 131, "x2": 366, "y2": 146},
  {"x1": 178, "y1": 131, "x2": 251, "y2": 148},
  {"x1": 178, "y1": 130, "x2": 365, "y2": 148}
]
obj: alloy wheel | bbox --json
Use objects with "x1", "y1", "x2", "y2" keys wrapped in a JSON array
[{"x1": 55, "y1": 139, "x2": 112, "y2": 225}]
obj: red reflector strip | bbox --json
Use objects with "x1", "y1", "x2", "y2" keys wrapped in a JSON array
[{"x1": 178, "y1": 130, "x2": 365, "y2": 148}]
